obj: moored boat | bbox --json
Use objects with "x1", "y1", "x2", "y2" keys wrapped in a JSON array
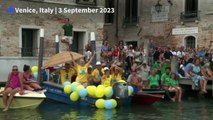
[
  {"x1": 132, "y1": 91, "x2": 164, "y2": 105},
  {"x1": 42, "y1": 81, "x2": 97, "y2": 107},
  {"x1": 0, "y1": 87, "x2": 46, "y2": 109}
]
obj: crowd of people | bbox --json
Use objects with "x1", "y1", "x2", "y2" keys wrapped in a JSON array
[
  {"x1": 5, "y1": 40, "x2": 212, "y2": 112},
  {"x1": 50, "y1": 40, "x2": 213, "y2": 104}
]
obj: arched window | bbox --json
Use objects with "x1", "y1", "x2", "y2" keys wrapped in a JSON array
[{"x1": 185, "y1": 36, "x2": 196, "y2": 48}]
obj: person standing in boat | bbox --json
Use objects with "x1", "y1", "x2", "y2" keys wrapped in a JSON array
[
  {"x1": 2, "y1": 65, "x2": 24, "y2": 111},
  {"x1": 22, "y1": 65, "x2": 42, "y2": 91},
  {"x1": 71, "y1": 52, "x2": 95, "y2": 87}
]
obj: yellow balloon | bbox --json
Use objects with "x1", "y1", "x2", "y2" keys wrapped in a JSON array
[
  {"x1": 31, "y1": 66, "x2": 38, "y2": 72},
  {"x1": 128, "y1": 89, "x2": 132, "y2": 96},
  {"x1": 118, "y1": 80, "x2": 126, "y2": 83},
  {"x1": 76, "y1": 85, "x2": 84, "y2": 92},
  {"x1": 64, "y1": 84, "x2": 72, "y2": 94},
  {"x1": 97, "y1": 85, "x2": 105, "y2": 89},
  {"x1": 70, "y1": 92, "x2": 79, "y2": 101},
  {"x1": 104, "y1": 87, "x2": 112, "y2": 95},
  {"x1": 71, "y1": 82, "x2": 79, "y2": 85},
  {"x1": 95, "y1": 99, "x2": 105, "y2": 109},
  {"x1": 111, "y1": 99, "x2": 117, "y2": 108},
  {"x1": 87, "y1": 86, "x2": 97, "y2": 96},
  {"x1": 95, "y1": 88, "x2": 104, "y2": 98}
]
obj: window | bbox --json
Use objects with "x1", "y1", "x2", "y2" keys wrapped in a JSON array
[
  {"x1": 181, "y1": 0, "x2": 199, "y2": 21},
  {"x1": 124, "y1": 0, "x2": 138, "y2": 25},
  {"x1": 185, "y1": 0, "x2": 198, "y2": 14},
  {"x1": 185, "y1": 36, "x2": 196, "y2": 48},
  {"x1": 104, "y1": 0, "x2": 114, "y2": 24},
  {"x1": 22, "y1": 29, "x2": 39, "y2": 57},
  {"x1": 76, "y1": 0, "x2": 97, "y2": 5},
  {"x1": 126, "y1": 41, "x2": 138, "y2": 49}
]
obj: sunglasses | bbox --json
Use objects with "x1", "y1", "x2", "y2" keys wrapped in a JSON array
[{"x1": 12, "y1": 69, "x2": 18, "y2": 71}]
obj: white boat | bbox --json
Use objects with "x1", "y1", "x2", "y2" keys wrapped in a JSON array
[{"x1": 0, "y1": 87, "x2": 46, "y2": 109}]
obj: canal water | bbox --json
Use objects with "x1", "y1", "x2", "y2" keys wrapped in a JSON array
[{"x1": 0, "y1": 98, "x2": 213, "y2": 120}]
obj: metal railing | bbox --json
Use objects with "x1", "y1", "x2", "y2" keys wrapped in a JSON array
[
  {"x1": 21, "y1": 47, "x2": 38, "y2": 57},
  {"x1": 180, "y1": 11, "x2": 200, "y2": 22}
]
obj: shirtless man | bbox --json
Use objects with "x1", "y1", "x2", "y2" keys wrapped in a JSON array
[{"x1": 127, "y1": 69, "x2": 143, "y2": 93}]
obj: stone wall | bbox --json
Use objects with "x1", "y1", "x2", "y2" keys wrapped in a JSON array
[
  {"x1": 104, "y1": 0, "x2": 213, "y2": 49},
  {"x1": 0, "y1": 0, "x2": 104, "y2": 57},
  {"x1": 0, "y1": 0, "x2": 105, "y2": 82}
]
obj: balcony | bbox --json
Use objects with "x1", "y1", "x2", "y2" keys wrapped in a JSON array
[
  {"x1": 180, "y1": 11, "x2": 200, "y2": 22},
  {"x1": 123, "y1": 16, "x2": 138, "y2": 27}
]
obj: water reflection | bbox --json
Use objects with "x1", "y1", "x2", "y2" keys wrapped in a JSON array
[
  {"x1": 0, "y1": 99, "x2": 213, "y2": 120},
  {"x1": 0, "y1": 109, "x2": 42, "y2": 120}
]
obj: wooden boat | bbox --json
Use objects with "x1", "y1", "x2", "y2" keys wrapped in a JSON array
[
  {"x1": 132, "y1": 91, "x2": 164, "y2": 105},
  {"x1": 42, "y1": 81, "x2": 133, "y2": 107},
  {"x1": 0, "y1": 87, "x2": 46, "y2": 109},
  {"x1": 42, "y1": 81, "x2": 97, "y2": 107}
]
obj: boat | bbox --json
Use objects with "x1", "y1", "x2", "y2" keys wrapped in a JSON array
[
  {"x1": 41, "y1": 52, "x2": 132, "y2": 107},
  {"x1": 42, "y1": 81, "x2": 97, "y2": 107},
  {"x1": 0, "y1": 87, "x2": 46, "y2": 109},
  {"x1": 132, "y1": 91, "x2": 164, "y2": 105},
  {"x1": 42, "y1": 51, "x2": 97, "y2": 106},
  {"x1": 42, "y1": 80, "x2": 132, "y2": 107}
]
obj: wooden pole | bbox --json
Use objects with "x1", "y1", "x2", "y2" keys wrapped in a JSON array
[
  {"x1": 55, "y1": 35, "x2": 59, "y2": 53},
  {"x1": 38, "y1": 29, "x2": 44, "y2": 84},
  {"x1": 90, "y1": 32, "x2": 96, "y2": 66}
]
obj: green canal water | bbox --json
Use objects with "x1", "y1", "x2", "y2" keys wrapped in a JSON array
[{"x1": 0, "y1": 98, "x2": 213, "y2": 120}]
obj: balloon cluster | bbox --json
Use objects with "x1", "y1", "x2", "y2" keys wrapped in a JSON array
[
  {"x1": 63, "y1": 81, "x2": 134, "y2": 109},
  {"x1": 31, "y1": 66, "x2": 38, "y2": 80}
]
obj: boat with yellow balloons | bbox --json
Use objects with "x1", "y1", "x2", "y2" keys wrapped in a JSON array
[{"x1": 42, "y1": 79, "x2": 133, "y2": 109}]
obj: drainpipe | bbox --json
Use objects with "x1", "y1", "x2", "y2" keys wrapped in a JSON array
[{"x1": 115, "y1": 0, "x2": 119, "y2": 40}]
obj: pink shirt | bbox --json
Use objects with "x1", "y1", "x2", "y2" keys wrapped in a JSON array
[{"x1": 8, "y1": 73, "x2": 21, "y2": 89}]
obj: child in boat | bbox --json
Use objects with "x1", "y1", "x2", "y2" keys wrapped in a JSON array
[
  {"x1": 2, "y1": 65, "x2": 24, "y2": 111},
  {"x1": 22, "y1": 65, "x2": 42, "y2": 91},
  {"x1": 147, "y1": 69, "x2": 161, "y2": 89},
  {"x1": 169, "y1": 73, "x2": 182, "y2": 102},
  {"x1": 101, "y1": 67, "x2": 113, "y2": 87}
]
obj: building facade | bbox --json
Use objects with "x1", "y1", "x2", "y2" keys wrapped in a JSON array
[
  {"x1": 0, "y1": 0, "x2": 105, "y2": 81},
  {"x1": 104, "y1": 0, "x2": 213, "y2": 49}
]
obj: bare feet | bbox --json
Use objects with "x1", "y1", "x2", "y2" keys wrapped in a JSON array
[
  {"x1": 171, "y1": 97, "x2": 175, "y2": 102},
  {"x1": 202, "y1": 90, "x2": 208, "y2": 93},
  {"x1": 3, "y1": 107, "x2": 9, "y2": 112}
]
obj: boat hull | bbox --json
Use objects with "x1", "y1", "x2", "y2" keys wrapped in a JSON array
[
  {"x1": 132, "y1": 92, "x2": 164, "y2": 105},
  {"x1": 42, "y1": 81, "x2": 97, "y2": 107},
  {"x1": 0, "y1": 87, "x2": 46, "y2": 109},
  {"x1": 42, "y1": 81, "x2": 132, "y2": 107}
]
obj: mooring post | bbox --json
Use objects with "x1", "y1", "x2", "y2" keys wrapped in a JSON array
[{"x1": 38, "y1": 29, "x2": 44, "y2": 84}]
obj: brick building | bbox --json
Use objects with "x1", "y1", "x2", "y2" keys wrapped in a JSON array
[
  {"x1": 104, "y1": 0, "x2": 213, "y2": 49},
  {"x1": 0, "y1": 0, "x2": 104, "y2": 81}
]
